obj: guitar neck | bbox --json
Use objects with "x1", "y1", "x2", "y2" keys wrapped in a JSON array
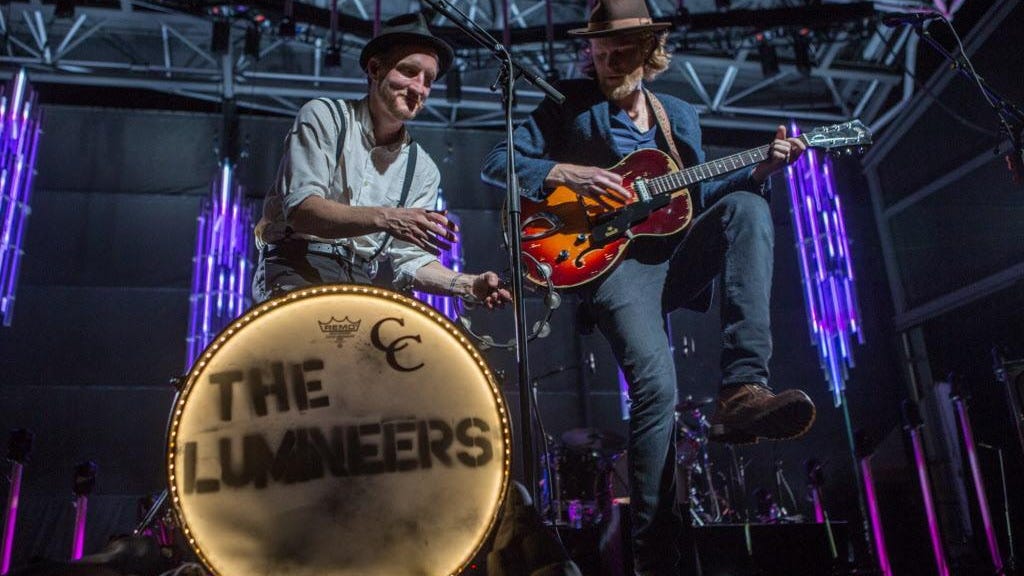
[{"x1": 648, "y1": 134, "x2": 809, "y2": 194}]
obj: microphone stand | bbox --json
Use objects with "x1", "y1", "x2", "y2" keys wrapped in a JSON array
[
  {"x1": 908, "y1": 19, "x2": 1024, "y2": 183},
  {"x1": 418, "y1": 0, "x2": 564, "y2": 505}
]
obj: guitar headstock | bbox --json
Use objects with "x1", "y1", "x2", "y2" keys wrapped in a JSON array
[{"x1": 803, "y1": 119, "x2": 872, "y2": 157}]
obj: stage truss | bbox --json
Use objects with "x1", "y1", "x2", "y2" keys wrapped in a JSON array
[{"x1": 0, "y1": 0, "x2": 966, "y2": 132}]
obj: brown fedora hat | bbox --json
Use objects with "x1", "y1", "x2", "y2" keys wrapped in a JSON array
[{"x1": 569, "y1": 0, "x2": 671, "y2": 38}]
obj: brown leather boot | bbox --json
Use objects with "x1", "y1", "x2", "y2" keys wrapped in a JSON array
[{"x1": 709, "y1": 384, "x2": 816, "y2": 444}]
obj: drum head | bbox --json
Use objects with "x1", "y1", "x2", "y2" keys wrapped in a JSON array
[{"x1": 167, "y1": 285, "x2": 510, "y2": 576}]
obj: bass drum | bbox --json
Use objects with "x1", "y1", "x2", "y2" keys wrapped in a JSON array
[{"x1": 166, "y1": 285, "x2": 510, "y2": 576}]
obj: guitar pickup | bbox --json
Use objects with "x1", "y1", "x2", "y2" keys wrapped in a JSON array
[{"x1": 591, "y1": 196, "x2": 670, "y2": 245}]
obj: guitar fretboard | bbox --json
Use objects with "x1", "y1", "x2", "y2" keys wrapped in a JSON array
[{"x1": 646, "y1": 134, "x2": 810, "y2": 196}]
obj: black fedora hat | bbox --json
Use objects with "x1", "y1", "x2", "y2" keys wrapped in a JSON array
[
  {"x1": 569, "y1": 0, "x2": 671, "y2": 38},
  {"x1": 359, "y1": 13, "x2": 454, "y2": 78}
]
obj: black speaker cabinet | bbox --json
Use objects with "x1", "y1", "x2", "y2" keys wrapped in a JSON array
[{"x1": 692, "y1": 522, "x2": 850, "y2": 576}]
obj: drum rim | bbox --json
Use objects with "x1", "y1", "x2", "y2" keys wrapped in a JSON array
[{"x1": 165, "y1": 283, "x2": 511, "y2": 576}]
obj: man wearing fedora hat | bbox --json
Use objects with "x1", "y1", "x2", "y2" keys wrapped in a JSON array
[
  {"x1": 252, "y1": 14, "x2": 510, "y2": 308},
  {"x1": 482, "y1": 0, "x2": 815, "y2": 573}
]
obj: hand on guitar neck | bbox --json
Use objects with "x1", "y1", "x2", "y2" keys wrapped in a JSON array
[
  {"x1": 545, "y1": 124, "x2": 806, "y2": 203},
  {"x1": 752, "y1": 125, "x2": 807, "y2": 183}
]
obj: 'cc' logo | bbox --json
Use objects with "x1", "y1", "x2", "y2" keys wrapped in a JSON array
[{"x1": 370, "y1": 317, "x2": 425, "y2": 372}]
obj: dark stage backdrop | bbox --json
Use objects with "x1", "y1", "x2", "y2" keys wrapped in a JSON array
[{"x1": 0, "y1": 104, "x2": 902, "y2": 568}]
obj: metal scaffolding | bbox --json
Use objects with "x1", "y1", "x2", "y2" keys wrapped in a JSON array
[{"x1": 0, "y1": 0, "x2": 940, "y2": 131}]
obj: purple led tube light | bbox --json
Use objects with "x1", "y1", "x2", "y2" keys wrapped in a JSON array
[
  {"x1": 0, "y1": 462, "x2": 23, "y2": 574},
  {"x1": 909, "y1": 427, "x2": 951, "y2": 576},
  {"x1": 952, "y1": 396, "x2": 1004, "y2": 573},
  {"x1": 860, "y1": 455, "x2": 894, "y2": 576},
  {"x1": 785, "y1": 121, "x2": 863, "y2": 406},
  {"x1": 0, "y1": 69, "x2": 42, "y2": 327},
  {"x1": 811, "y1": 486, "x2": 826, "y2": 523},
  {"x1": 70, "y1": 495, "x2": 88, "y2": 560},
  {"x1": 186, "y1": 162, "x2": 252, "y2": 367}
]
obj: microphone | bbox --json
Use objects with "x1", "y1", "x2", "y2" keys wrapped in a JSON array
[{"x1": 881, "y1": 11, "x2": 943, "y2": 27}]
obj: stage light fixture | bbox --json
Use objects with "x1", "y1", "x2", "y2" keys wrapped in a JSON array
[
  {"x1": 324, "y1": 43, "x2": 342, "y2": 68},
  {"x1": 793, "y1": 28, "x2": 813, "y2": 76},
  {"x1": 211, "y1": 19, "x2": 231, "y2": 54},
  {"x1": 755, "y1": 32, "x2": 779, "y2": 78},
  {"x1": 0, "y1": 69, "x2": 41, "y2": 327},
  {"x1": 279, "y1": 0, "x2": 295, "y2": 37},
  {"x1": 446, "y1": 66, "x2": 462, "y2": 104},
  {"x1": 244, "y1": 24, "x2": 261, "y2": 60},
  {"x1": 279, "y1": 17, "x2": 296, "y2": 38},
  {"x1": 784, "y1": 121, "x2": 863, "y2": 406},
  {"x1": 186, "y1": 160, "x2": 253, "y2": 368},
  {"x1": 54, "y1": 0, "x2": 74, "y2": 18},
  {"x1": 952, "y1": 394, "x2": 1006, "y2": 573},
  {"x1": 855, "y1": 430, "x2": 893, "y2": 576},
  {"x1": 1, "y1": 429, "x2": 33, "y2": 573},
  {"x1": 70, "y1": 461, "x2": 98, "y2": 560},
  {"x1": 902, "y1": 400, "x2": 951, "y2": 576}
]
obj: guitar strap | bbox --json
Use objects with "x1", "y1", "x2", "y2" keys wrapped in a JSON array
[{"x1": 645, "y1": 89, "x2": 685, "y2": 170}]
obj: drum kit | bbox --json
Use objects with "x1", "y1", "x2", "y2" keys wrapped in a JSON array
[
  {"x1": 538, "y1": 427, "x2": 624, "y2": 528},
  {"x1": 536, "y1": 395, "x2": 748, "y2": 530}
]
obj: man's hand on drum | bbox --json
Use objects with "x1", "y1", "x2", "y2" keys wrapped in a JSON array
[
  {"x1": 380, "y1": 207, "x2": 458, "y2": 255},
  {"x1": 470, "y1": 272, "x2": 512, "y2": 310}
]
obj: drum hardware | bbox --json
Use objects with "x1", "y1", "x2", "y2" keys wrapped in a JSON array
[
  {"x1": 136, "y1": 495, "x2": 178, "y2": 551},
  {"x1": 753, "y1": 487, "x2": 784, "y2": 523},
  {"x1": 539, "y1": 428, "x2": 624, "y2": 528},
  {"x1": 560, "y1": 428, "x2": 625, "y2": 454},
  {"x1": 725, "y1": 445, "x2": 753, "y2": 521},
  {"x1": 805, "y1": 457, "x2": 827, "y2": 523},
  {"x1": 675, "y1": 395, "x2": 713, "y2": 412},
  {"x1": 134, "y1": 377, "x2": 185, "y2": 539},
  {"x1": 773, "y1": 459, "x2": 803, "y2": 522},
  {"x1": 530, "y1": 366, "x2": 587, "y2": 530},
  {"x1": 674, "y1": 401, "x2": 724, "y2": 525}
]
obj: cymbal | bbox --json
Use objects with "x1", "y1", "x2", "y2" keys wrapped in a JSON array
[
  {"x1": 560, "y1": 428, "x2": 625, "y2": 453},
  {"x1": 676, "y1": 395, "x2": 714, "y2": 412}
]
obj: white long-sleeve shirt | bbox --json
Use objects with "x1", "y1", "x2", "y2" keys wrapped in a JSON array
[{"x1": 259, "y1": 97, "x2": 439, "y2": 289}]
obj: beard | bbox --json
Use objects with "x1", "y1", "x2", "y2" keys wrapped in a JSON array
[{"x1": 599, "y1": 67, "x2": 644, "y2": 101}]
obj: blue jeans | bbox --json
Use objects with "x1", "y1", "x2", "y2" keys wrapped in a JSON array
[{"x1": 585, "y1": 191, "x2": 774, "y2": 575}]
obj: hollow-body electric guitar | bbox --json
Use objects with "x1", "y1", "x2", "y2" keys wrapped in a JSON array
[{"x1": 518, "y1": 120, "x2": 872, "y2": 288}]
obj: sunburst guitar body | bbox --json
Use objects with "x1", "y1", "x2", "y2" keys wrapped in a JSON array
[{"x1": 520, "y1": 149, "x2": 691, "y2": 288}]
